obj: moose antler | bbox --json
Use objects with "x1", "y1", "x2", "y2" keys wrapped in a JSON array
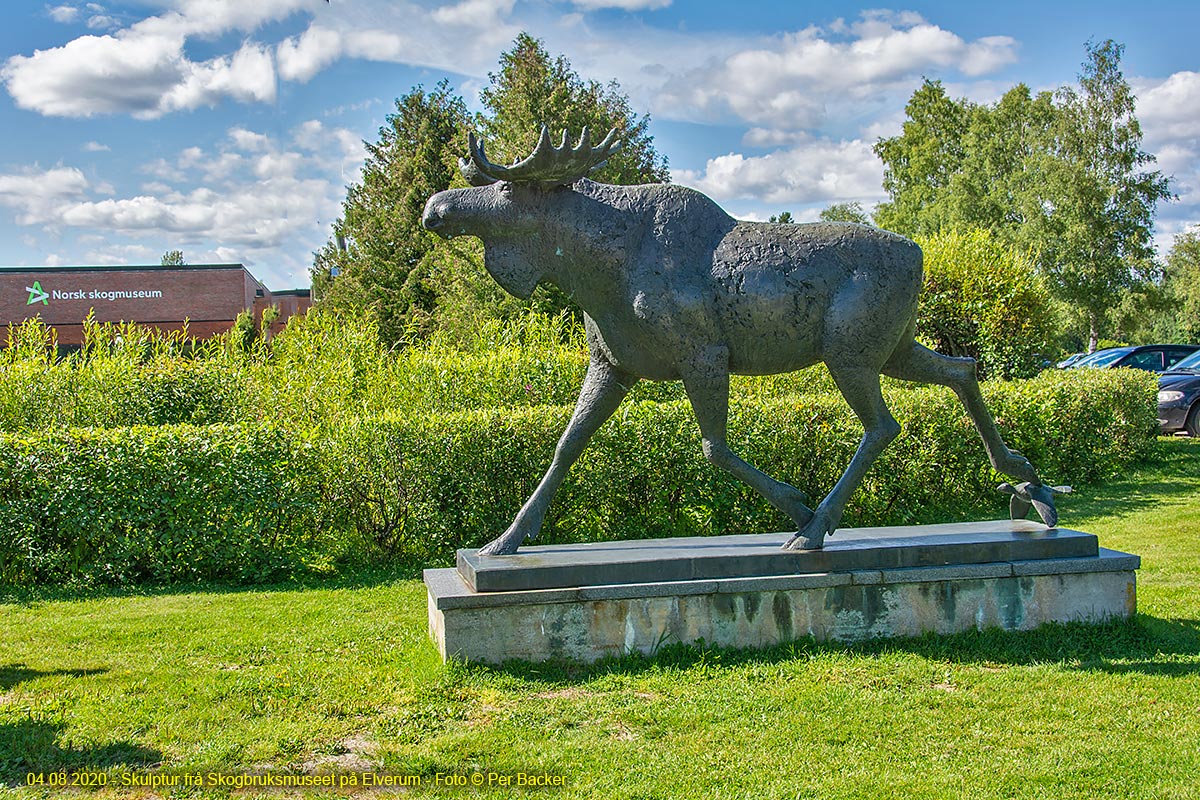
[{"x1": 459, "y1": 126, "x2": 622, "y2": 186}]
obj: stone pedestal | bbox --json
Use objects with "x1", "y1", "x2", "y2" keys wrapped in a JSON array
[{"x1": 424, "y1": 520, "x2": 1138, "y2": 664}]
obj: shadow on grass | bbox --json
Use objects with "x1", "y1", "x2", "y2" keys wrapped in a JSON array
[
  {"x1": 0, "y1": 663, "x2": 106, "y2": 692},
  {"x1": 477, "y1": 613, "x2": 1200, "y2": 685},
  {"x1": 0, "y1": 562, "x2": 430, "y2": 607},
  {"x1": 0, "y1": 718, "x2": 161, "y2": 787}
]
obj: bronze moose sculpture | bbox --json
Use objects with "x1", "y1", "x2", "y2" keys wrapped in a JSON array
[{"x1": 422, "y1": 128, "x2": 1057, "y2": 556}]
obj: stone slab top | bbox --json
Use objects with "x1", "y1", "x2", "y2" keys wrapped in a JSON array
[
  {"x1": 427, "y1": 547, "x2": 1139, "y2": 611},
  {"x1": 456, "y1": 519, "x2": 1099, "y2": 593}
]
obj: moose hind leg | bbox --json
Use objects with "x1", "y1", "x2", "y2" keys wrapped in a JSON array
[
  {"x1": 882, "y1": 341, "x2": 1039, "y2": 484},
  {"x1": 477, "y1": 357, "x2": 636, "y2": 556},
  {"x1": 681, "y1": 349, "x2": 814, "y2": 530},
  {"x1": 784, "y1": 366, "x2": 900, "y2": 551}
]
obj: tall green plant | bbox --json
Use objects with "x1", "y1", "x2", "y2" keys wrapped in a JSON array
[
  {"x1": 916, "y1": 229, "x2": 1057, "y2": 379},
  {"x1": 874, "y1": 42, "x2": 1171, "y2": 350},
  {"x1": 313, "y1": 34, "x2": 669, "y2": 344},
  {"x1": 313, "y1": 81, "x2": 471, "y2": 344},
  {"x1": 478, "y1": 32, "x2": 669, "y2": 186},
  {"x1": 1025, "y1": 40, "x2": 1172, "y2": 351}
]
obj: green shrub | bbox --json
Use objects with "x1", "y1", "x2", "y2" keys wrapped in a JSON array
[
  {"x1": 0, "y1": 301, "x2": 1159, "y2": 588},
  {"x1": 0, "y1": 425, "x2": 328, "y2": 587},
  {"x1": 1, "y1": 310, "x2": 840, "y2": 435},
  {"x1": 318, "y1": 366, "x2": 1156, "y2": 566},
  {"x1": 0, "y1": 367, "x2": 1156, "y2": 587},
  {"x1": 0, "y1": 317, "x2": 245, "y2": 432},
  {"x1": 916, "y1": 229, "x2": 1058, "y2": 379}
]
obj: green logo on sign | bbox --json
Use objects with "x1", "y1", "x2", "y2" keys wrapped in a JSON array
[{"x1": 26, "y1": 281, "x2": 49, "y2": 306}]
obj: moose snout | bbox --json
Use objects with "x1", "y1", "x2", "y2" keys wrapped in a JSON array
[{"x1": 422, "y1": 197, "x2": 451, "y2": 236}]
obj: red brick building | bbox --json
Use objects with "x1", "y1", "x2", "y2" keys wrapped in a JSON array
[{"x1": 0, "y1": 264, "x2": 311, "y2": 346}]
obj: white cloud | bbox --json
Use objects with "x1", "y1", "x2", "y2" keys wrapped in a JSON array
[
  {"x1": 253, "y1": 152, "x2": 306, "y2": 180},
  {"x1": 200, "y1": 152, "x2": 245, "y2": 182},
  {"x1": 1137, "y1": 71, "x2": 1200, "y2": 143},
  {"x1": 3, "y1": 1, "x2": 305, "y2": 118},
  {"x1": 84, "y1": 242, "x2": 158, "y2": 266},
  {"x1": 87, "y1": 14, "x2": 117, "y2": 30},
  {"x1": 742, "y1": 128, "x2": 810, "y2": 148},
  {"x1": 8, "y1": 1, "x2": 528, "y2": 118},
  {"x1": 292, "y1": 119, "x2": 364, "y2": 162},
  {"x1": 178, "y1": 146, "x2": 206, "y2": 169},
  {"x1": 83, "y1": 140, "x2": 110, "y2": 152},
  {"x1": 141, "y1": 158, "x2": 186, "y2": 181},
  {"x1": 568, "y1": 0, "x2": 671, "y2": 8},
  {"x1": 432, "y1": 0, "x2": 516, "y2": 28},
  {"x1": 48, "y1": 4, "x2": 79, "y2": 23},
  {"x1": 4, "y1": 32, "x2": 190, "y2": 117},
  {"x1": 276, "y1": 25, "x2": 342, "y2": 82},
  {"x1": 672, "y1": 136, "x2": 885, "y2": 205},
  {"x1": 158, "y1": 41, "x2": 277, "y2": 113},
  {"x1": 652, "y1": 11, "x2": 1018, "y2": 130},
  {"x1": 1133, "y1": 71, "x2": 1200, "y2": 255},
  {"x1": 0, "y1": 124, "x2": 368, "y2": 288},
  {"x1": 292, "y1": 119, "x2": 325, "y2": 151},
  {"x1": 0, "y1": 166, "x2": 92, "y2": 227},
  {"x1": 229, "y1": 127, "x2": 271, "y2": 152},
  {"x1": 1, "y1": 31, "x2": 278, "y2": 118}
]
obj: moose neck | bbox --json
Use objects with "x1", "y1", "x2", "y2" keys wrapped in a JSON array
[{"x1": 485, "y1": 181, "x2": 634, "y2": 312}]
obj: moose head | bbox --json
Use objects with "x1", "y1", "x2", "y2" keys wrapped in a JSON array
[{"x1": 422, "y1": 127, "x2": 622, "y2": 299}]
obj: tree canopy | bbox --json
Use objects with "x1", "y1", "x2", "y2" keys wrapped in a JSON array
[
  {"x1": 819, "y1": 202, "x2": 872, "y2": 225},
  {"x1": 874, "y1": 41, "x2": 1172, "y2": 351},
  {"x1": 313, "y1": 81, "x2": 469, "y2": 343},
  {"x1": 313, "y1": 33, "x2": 668, "y2": 345},
  {"x1": 916, "y1": 229, "x2": 1057, "y2": 379},
  {"x1": 478, "y1": 33, "x2": 668, "y2": 186},
  {"x1": 1157, "y1": 228, "x2": 1200, "y2": 343}
]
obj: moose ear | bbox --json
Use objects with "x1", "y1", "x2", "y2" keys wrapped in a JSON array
[{"x1": 459, "y1": 157, "x2": 497, "y2": 187}]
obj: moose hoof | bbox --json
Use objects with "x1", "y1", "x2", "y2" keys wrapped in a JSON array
[
  {"x1": 782, "y1": 532, "x2": 824, "y2": 551},
  {"x1": 477, "y1": 537, "x2": 519, "y2": 556},
  {"x1": 477, "y1": 526, "x2": 528, "y2": 556},
  {"x1": 782, "y1": 512, "x2": 834, "y2": 551},
  {"x1": 1001, "y1": 451, "x2": 1038, "y2": 484}
]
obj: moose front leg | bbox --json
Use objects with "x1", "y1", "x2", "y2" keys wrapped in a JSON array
[
  {"x1": 477, "y1": 357, "x2": 637, "y2": 556},
  {"x1": 681, "y1": 347, "x2": 814, "y2": 531},
  {"x1": 783, "y1": 365, "x2": 900, "y2": 550}
]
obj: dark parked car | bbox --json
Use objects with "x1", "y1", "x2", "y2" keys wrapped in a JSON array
[
  {"x1": 1158, "y1": 349, "x2": 1200, "y2": 436},
  {"x1": 1065, "y1": 344, "x2": 1199, "y2": 373},
  {"x1": 1056, "y1": 352, "x2": 1087, "y2": 368}
]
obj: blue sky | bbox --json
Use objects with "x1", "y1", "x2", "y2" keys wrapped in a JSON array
[{"x1": 1, "y1": 0, "x2": 1198, "y2": 291}]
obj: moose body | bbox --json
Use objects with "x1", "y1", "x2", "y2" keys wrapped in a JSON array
[{"x1": 423, "y1": 129, "x2": 1052, "y2": 556}]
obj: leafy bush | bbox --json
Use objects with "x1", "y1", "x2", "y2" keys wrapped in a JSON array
[
  {"x1": 0, "y1": 425, "x2": 328, "y2": 587},
  {"x1": 0, "y1": 306, "x2": 1159, "y2": 588},
  {"x1": 1, "y1": 310, "x2": 844, "y2": 435},
  {"x1": 1, "y1": 317, "x2": 244, "y2": 432},
  {"x1": 319, "y1": 367, "x2": 1154, "y2": 566},
  {"x1": 916, "y1": 229, "x2": 1058, "y2": 379}
]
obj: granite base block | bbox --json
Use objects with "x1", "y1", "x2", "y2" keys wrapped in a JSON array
[{"x1": 426, "y1": 527, "x2": 1139, "y2": 664}]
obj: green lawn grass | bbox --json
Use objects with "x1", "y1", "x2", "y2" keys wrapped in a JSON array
[{"x1": 3, "y1": 438, "x2": 1199, "y2": 799}]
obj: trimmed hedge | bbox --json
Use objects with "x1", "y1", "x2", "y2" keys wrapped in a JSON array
[
  {"x1": 0, "y1": 425, "x2": 328, "y2": 587},
  {"x1": 0, "y1": 367, "x2": 1156, "y2": 588}
]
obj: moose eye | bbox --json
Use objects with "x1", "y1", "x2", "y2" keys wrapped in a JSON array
[{"x1": 498, "y1": 182, "x2": 514, "y2": 198}]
